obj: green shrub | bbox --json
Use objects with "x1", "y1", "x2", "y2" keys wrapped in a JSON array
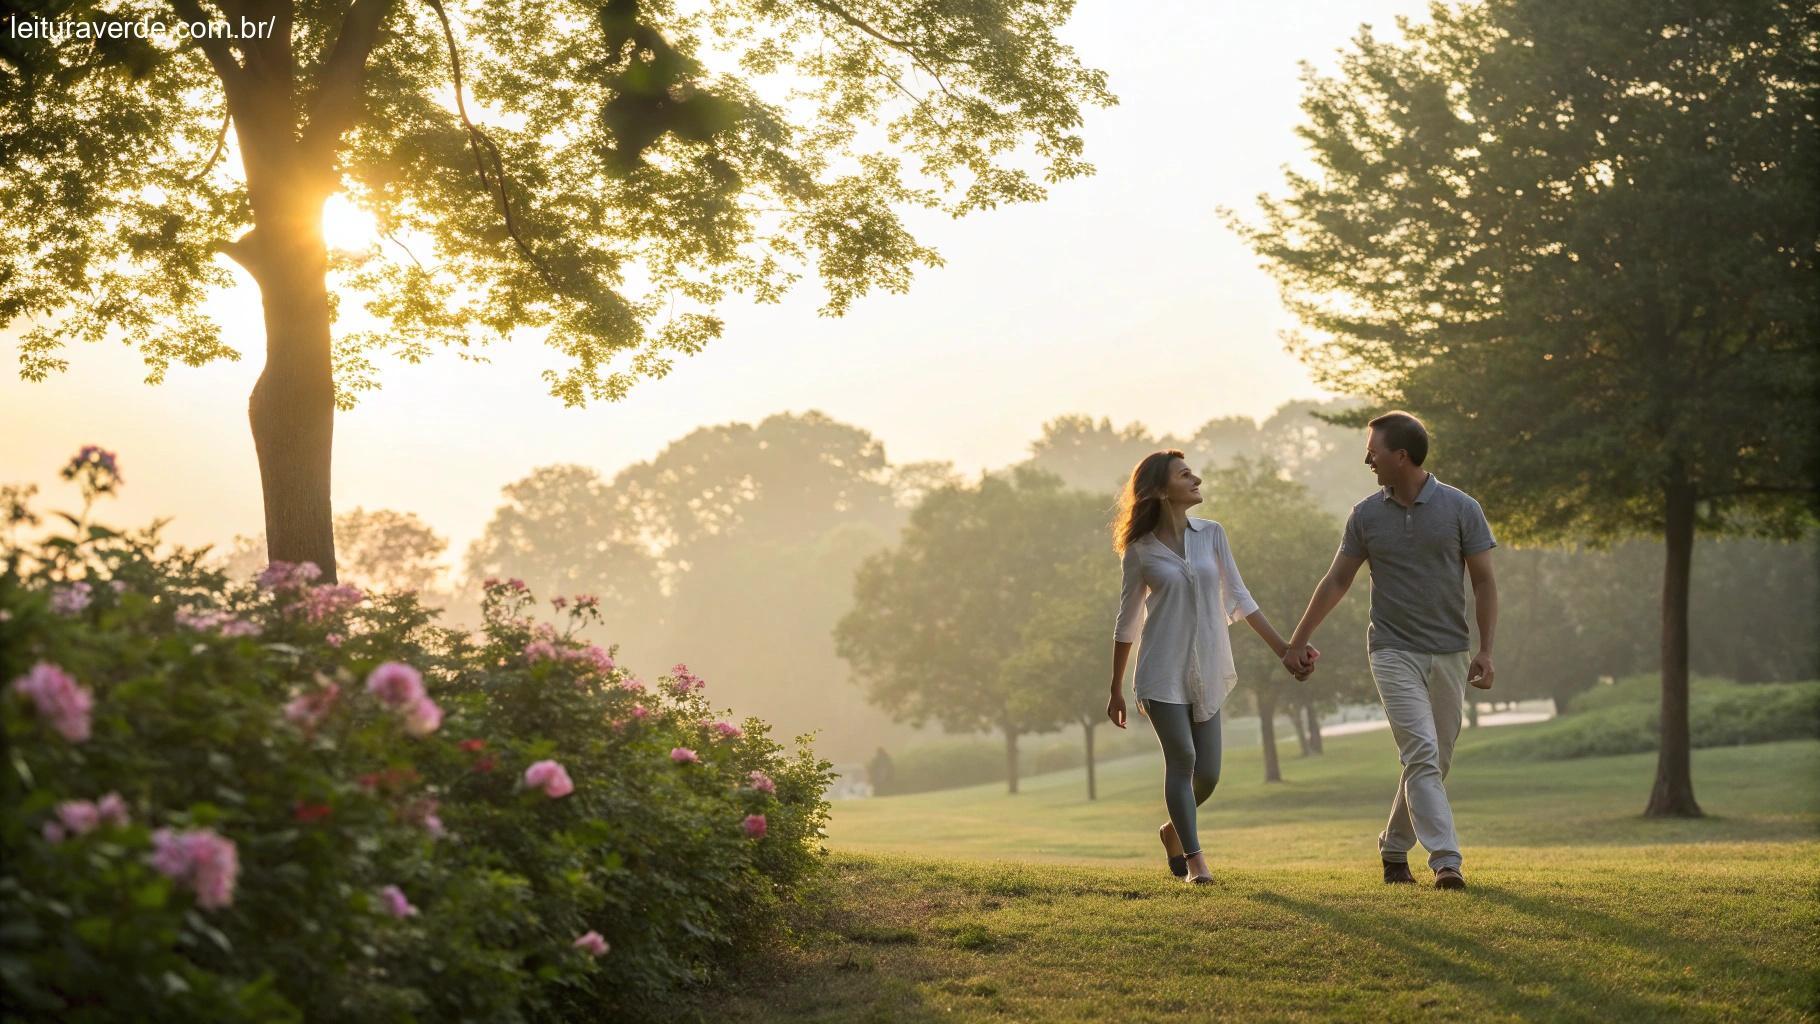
[
  {"x1": 1476, "y1": 676, "x2": 1820, "y2": 761},
  {"x1": 0, "y1": 457, "x2": 832, "y2": 1022}
]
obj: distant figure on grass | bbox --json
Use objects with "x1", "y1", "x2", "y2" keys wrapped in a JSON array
[
  {"x1": 1282, "y1": 411, "x2": 1499, "y2": 891},
  {"x1": 1108, "y1": 450, "x2": 1308, "y2": 885}
]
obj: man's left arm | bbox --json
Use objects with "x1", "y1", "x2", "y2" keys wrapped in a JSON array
[{"x1": 1466, "y1": 549, "x2": 1497, "y2": 689}]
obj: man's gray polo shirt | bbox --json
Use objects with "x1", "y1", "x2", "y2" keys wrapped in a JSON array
[{"x1": 1339, "y1": 473, "x2": 1497, "y2": 654}]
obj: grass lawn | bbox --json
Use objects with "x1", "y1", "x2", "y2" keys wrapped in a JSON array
[{"x1": 686, "y1": 725, "x2": 1820, "y2": 1022}]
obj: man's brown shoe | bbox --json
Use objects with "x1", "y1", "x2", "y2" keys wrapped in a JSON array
[
  {"x1": 1383, "y1": 859, "x2": 1416, "y2": 884},
  {"x1": 1434, "y1": 866, "x2": 1466, "y2": 890}
]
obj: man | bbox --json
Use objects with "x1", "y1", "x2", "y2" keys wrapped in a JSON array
[{"x1": 1281, "y1": 411, "x2": 1498, "y2": 890}]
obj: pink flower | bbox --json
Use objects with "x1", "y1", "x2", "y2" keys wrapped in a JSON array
[
  {"x1": 507, "y1": 578, "x2": 527, "y2": 592},
  {"x1": 403, "y1": 696, "x2": 443, "y2": 736},
  {"x1": 298, "y1": 583, "x2": 363, "y2": 623},
  {"x1": 10, "y1": 662, "x2": 93, "y2": 743},
  {"x1": 50, "y1": 581, "x2": 92, "y2": 615},
  {"x1": 670, "y1": 747, "x2": 700, "y2": 765},
  {"x1": 619, "y1": 679, "x2": 646, "y2": 693},
  {"x1": 573, "y1": 594, "x2": 600, "y2": 611},
  {"x1": 550, "y1": 596, "x2": 568, "y2": 611},
  {"x1": 747, "y1": 770, "x2": 776, "y2": 795},
  {"x1": 573, "y1": 930, "x2": 609, "y2": 957},
  {"x1": 284, "y1": 682, "x2": 341, "y2": 731},
  {"x1": 576, "y1": 645, "x2": 615, "y2": 674},
  {"x1": 379, "y1": 884, "x2": 418, "y2": 918},
  {"x1": 523, "y1": 759, "x2": 574, "y2": 798},
  {"x1": 108, "y1": 579, "x2": 128, "y2": 594},
  {"x1": 630, "y1": 704, "x2": 650, "y2": 720},
  {"x1": 42, "y1": 821, "x2": 66, "y2": 843},
  {"x1": 96, "y1": 792, "x2": 129, "y2": 827},
  {"x1": 176, "y1": 607, "x2": 261, "y2": 638},
  {"x1": 55, "y1": 800, "x2": 101, "y2": 835},
  {"x1": 711, "y1": 720, "x2": 743, "y2": 740},
  {"x1": 742, "y1": 814, "x2": 767, "y2": 839},
  {"x1": 257, "y1": 560, "x2": 322, "y2": 591},
  {"x1": 150, "y1": 828, "x2": 239, "y2": 910},
  {"x1": 366, "y1": 662, "x2": 425, "y2": 707},
  {"x1": 326, "y1": 632, "x2": 345, "y2": 648},
  {"x1": 670, "y1": 663, "x2": 705, "y2": 693},
  {"x1": 524, "y1": 640, "x2": 558, "y2": 663}
]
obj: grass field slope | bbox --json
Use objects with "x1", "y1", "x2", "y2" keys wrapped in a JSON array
[{"x1": 689, "y1": 718, "x2": 1820, "y2": 1023}]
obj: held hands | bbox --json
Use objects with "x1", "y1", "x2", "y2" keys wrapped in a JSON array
[
  {"x1": 1468, "y1": 651, "x2": 1495, "y2": 690},
  {"x1": 1281, "y1": 642, "x2": 1320, "y2": 681}
]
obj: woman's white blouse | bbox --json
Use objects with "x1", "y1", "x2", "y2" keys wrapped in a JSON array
[{"x1": 1115, "y1": 517, "x2": 1260, "y2": 722}]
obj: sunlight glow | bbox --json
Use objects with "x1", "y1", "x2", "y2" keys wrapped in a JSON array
[{"x1": 321, "y1": 194, "x2": 380, "y2": 254}]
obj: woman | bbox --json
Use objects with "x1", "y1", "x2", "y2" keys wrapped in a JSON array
[{"x1": 1108, "y1": 450, "x2": 1314, "y2": 884}]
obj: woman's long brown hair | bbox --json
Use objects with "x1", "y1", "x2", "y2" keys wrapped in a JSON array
[{"x1": 1111, "y1": 449, "x2": 1185, "y2": 554}]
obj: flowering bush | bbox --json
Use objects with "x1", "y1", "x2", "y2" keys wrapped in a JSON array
[{"x1": 0, "y1": 456, "x2": 833, "y2": 1022}]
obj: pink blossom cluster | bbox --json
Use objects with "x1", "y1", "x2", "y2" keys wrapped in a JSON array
[
  {"x1": 50, "y1": 581, "x2": 92, "y2": 615},
  {"x1": 482, "y1": 577, "x2": 529, "y2": 593},
  {"x1": 297, "y1": 583, "x2": 364, "y2": 624},
  {"x1": 573, "y1": 930, "x2": 609, "y2": 956},
  {"x1": 399, "y1": 796, "x2": 446, "y2": 838},
  {"x1": 257, "y1": 560, "x2": 323, "y2": 591},
  {"x1": 618, "y1": 678, "x2": 647, "y2": 694},
  {"x1": 62, "y1": 445, "x2": 123, "y2": 495},
  {"x1": 747, "y1": 770, "x2": 776, "y2": 795},
  {"x1": 524, "y1": 759, "x2": 574, "y2": 798},
  {"x1": 149, "y1": 827, "x2": 239, "y2": 910},
  {"x1": 43, "y1": 792, "x2": 130, "y2": 843},
  {"x1": 365, "y1": 662, "x2": 443, "y2": 736},
  {"x1": 379, "y1": 884, "x2": 418, "y2": 918},
  {"x1": 523, "y1": 639, "x2": 616, "y2": 676},
  {"x1": 742, "y1": 814, "x2": 767, "y2": 839},
  {"x1": 670, "y1": 747, "x2": 700, "y2": 765},
  {"x1": 284, "y1": 681, "x2": 341, "y2": 731},
  {"x1": 9, "y1": 662, "x2": 93, "y2": 742},
  {"x1": 669, "y1": 663, "x2": 706, "y2": 695},
  {"x1": 710, "y1": 720, "x2": 743, "y2": 740},
  {"x1": 176, "y1": 606, "x2": 262, "y2": 638}
]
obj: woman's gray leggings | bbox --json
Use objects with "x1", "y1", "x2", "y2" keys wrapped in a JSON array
[{"x1": 1143, "y1": 700, "x2": 1223, "y2": 856}]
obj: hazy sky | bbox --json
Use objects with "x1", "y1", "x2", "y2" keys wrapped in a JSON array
[{"x1": 2, "y1": 0, "x2": 1426, "y2": 562}]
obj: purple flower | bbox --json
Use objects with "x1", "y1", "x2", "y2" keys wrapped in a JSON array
[
  {"x1": 366, "y1": 662, "x2": 425, "y2": 707},
  {"x1": 573, "y1": 930, "x2": 609, "y2": 956},
  {"x1": 10, "y1": 662, "x2": 93, "y2": 742},
  {"x1": 379, "y1": 884, "x2": 418, "y2": 918},
  {"x1": 403, "y1": 696, "x2": 443, "y2": 736},
  {"x1": 50, "y1": 581, "x2": 92, "y2": 615},
  {"x1": 149, "y1": 828, "x2": 239, "y2": 910},
  {"x1": 523, "y1": 759, "x2": 574, "y2": 798}
]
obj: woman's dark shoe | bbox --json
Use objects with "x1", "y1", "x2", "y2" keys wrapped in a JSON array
[
  {"x1": 1434, "y1": 866, "x2": 1466, "y2": 890},
  {"x1": 1189, "y1": 873, "x2": 1216, "y2": 885},
  {"x1": 1160, "y1": 825, "x2": 1188, "y2": 878},
  {"x1": 1383, "y1": 859, "x2": 1416, "y2": 884}
]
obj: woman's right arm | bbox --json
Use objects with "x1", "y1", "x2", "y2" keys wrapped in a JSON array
[{"x1": 1109, "y1": 547, "x2": 1146, "y2": 727}]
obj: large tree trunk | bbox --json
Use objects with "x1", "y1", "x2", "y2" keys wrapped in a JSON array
[
  {"x1": 1004, "y1": 727, "x2": 1020, "y2": 795},
  {"x1": 1082, "y1": 719, "x2": 1097, "y2": 801},
  {"x1": 238, "y1": 140, "x2": 340, "y2": 579},
  {"x1": 1467, "y1": 700, "x2": 1480, "y2": 728},
  {"x1": 1289, "y1": 699, "x2": 1310, "y2": 756},
  {"x1": 1304, "y1": 702, "x2": 1324, "y2": 754},
  {"x1": 1646, "y1": 481, "x2": 1702, "y2": 817},
  {"x1": 1256, "y1": 687, "x2": 1282, "y2": 783}
]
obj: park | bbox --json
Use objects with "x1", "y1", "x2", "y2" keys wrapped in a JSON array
[{"x1": 2, "y1": 0, "x2": 1815, "y2": 1021}]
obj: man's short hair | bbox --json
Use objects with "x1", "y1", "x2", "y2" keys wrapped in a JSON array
[{"x1": 1368, "y1": 410, "x2": 1429, "y2": 466}]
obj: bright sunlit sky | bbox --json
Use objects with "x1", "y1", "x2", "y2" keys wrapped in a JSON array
[{"x1": 2, "y1": 1, "x2": 1426, "y2": 560}]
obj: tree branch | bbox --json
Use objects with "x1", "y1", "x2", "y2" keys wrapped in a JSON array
[
  {"x1": 167, "y1": 0, "x2": 246, "y2": 98},
  {"x1": 300, "y1": 0, "x2": 397, "y2": 170}
]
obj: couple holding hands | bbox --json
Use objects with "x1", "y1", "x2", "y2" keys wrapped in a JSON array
[{"x1": 1107, "y1": 411, "x2": 1499, "y2": 890}]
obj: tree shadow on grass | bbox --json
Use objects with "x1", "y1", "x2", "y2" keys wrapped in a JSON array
[{"x1": 1250, "y1": 889, "x2": 1696, "y2": 1022}]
